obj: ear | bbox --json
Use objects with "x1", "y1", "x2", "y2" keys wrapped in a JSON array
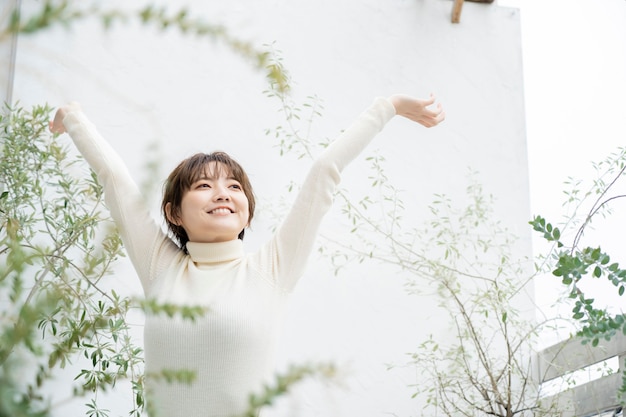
[{"x1": 165, "y1": 202, "x2": 181, "y2": 226}]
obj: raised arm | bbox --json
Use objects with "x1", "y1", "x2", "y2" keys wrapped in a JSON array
[
  {"x1": 50, "y1": 104, "x2": 180, "y2": 292},
  {"x1": 258, "y1": 94, "x2": 444, "y2": 291}
]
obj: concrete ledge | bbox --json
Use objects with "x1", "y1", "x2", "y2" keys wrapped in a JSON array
[{"x1": 537, "y1": 333, "x2": 626, "y2": 382}]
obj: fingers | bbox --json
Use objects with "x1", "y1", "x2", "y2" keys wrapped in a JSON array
[
  {"x1": 416, "y1": 103, "x2": 445, "y2": 128},
  {"x1": 429, "y1": 102, "x2": 445, "y2": 124},
  {"x1": 435, "y1": 103, "x2": 446, "y2": 124},
  {"x1": 420, "y1": 106, "x2": 441, "y2": 119},
  {"x1": 422, "y1": 93, "x2": 436, "y2": 107},
  {"x1": 49, "y1": 124, "x2": 66, "y2": 134},
  {"x1": 49, "y1": 108, "x2": 68, "y2": 134}
]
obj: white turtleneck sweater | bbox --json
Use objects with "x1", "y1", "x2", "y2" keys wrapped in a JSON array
[{"x1": 63, "y1": 98, "x2": 396, "y2": 417}]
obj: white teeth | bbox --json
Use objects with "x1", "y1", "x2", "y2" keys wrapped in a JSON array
[{"x1": 210, "y1": 208, "x2": 231, "y2": 214}]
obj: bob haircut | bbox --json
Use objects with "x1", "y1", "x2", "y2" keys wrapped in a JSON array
[{"x1": 161, "y1": 152, "x2": 255, "y2": 250}]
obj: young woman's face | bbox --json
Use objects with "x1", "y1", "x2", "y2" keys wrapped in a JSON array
[{"x1": 174, "y1": 162, "x2": 250, "y2": 243}]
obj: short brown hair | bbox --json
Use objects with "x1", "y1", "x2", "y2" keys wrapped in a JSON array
[{"x1": 161, "y1": 152, "x2": 255, "y2": 250}]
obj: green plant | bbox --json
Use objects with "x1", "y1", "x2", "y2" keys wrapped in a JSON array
[
  {"x1": 530, "y1": 146, "x2": 626, "y2": 401},
  {"x1": 0, "y1": 103, "x2": 132, "y2": 416},
  {"x1": 402, "y1": 181, "x2": 548, "y2": 416}
]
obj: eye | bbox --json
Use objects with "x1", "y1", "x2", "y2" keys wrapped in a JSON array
[
  {"x1": 195, "y1": 182, "x2": 211, "y2": 189},
  {"x1": 227, "y1": 180, "x2": 242, "y2": 190}
]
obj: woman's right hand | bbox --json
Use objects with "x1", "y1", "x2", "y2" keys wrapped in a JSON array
[{"x1": 49, "y1": 102, "x2": 82, "y2": 134}]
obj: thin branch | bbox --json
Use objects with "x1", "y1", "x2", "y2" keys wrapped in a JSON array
[{"x1": 572, "y1": 193, "x2": 626, "y2": 252}]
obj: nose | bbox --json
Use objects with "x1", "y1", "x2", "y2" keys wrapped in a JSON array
[{"x1": 214, "y1": 184, "x2": 230, "y2": 201}]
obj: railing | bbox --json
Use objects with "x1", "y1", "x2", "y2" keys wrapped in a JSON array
[{"x1": 535, "y1": 332, "x2": 626, "y2": 416}]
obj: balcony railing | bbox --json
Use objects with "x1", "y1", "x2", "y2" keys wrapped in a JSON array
[{"x1": 535, "y1": 332, "x2": 626, "y2": 416}]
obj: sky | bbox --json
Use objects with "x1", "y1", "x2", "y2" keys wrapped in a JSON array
[
  {"x1": 497, "y1": 0, "x2": 626, "y2": 338},
  {"x1": 498, "y1": 0, "x2": 626, "y2": 218}
]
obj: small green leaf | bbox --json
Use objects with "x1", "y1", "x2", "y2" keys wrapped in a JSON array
[{"x1": 593, "y1": 266, "x2": 602, "y2": 278}]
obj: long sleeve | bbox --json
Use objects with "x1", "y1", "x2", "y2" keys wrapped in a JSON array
[
  {"x1": 63, "y1": 112, "x2": 180, "y2": 292},
  {"x1": 256, "y1": 97, "x2": 397, "y2": 291}
]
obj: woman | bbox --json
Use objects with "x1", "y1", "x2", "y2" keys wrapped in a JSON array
[{"x1": 50, "y1": 94, "x2": 444, "y2": 417}]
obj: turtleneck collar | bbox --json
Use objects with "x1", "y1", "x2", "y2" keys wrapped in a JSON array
[{"x1": 185, "y1": 239, "x2": 245, "y2": 264}]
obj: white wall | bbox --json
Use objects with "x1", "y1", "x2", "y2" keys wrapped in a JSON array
[{"x1": 8, "y1": 0, "x2": 530, "y2": 416}]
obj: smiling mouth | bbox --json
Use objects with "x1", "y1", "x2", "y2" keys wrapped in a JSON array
[{"x1": 208, "y1": 208, "x2": 233, "y2": 214}]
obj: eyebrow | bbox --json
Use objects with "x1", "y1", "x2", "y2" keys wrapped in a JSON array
[{"x1": 194, "y1": 175, "x2": 240, "y2": 182}]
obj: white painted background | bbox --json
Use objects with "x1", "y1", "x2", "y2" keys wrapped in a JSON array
[{"x1": 5, "y1": 0, "x2": 530, "y2": 416}]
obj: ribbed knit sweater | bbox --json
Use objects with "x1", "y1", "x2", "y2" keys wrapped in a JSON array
[{"x1": 63, "y1": 97, "x2": 396, "y2": 417}]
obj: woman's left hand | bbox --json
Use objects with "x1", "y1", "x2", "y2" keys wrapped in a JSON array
[{"x1": 389, "y1": 94, "x2": 445, "y2": 128}]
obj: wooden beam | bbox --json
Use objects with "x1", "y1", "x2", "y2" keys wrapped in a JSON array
[
  {"x1": 451, "y1": 0, "x2": 464, "y2": 24},
  {"x1": 452, "y1": 0, "x2": 495, "y2": 24}
]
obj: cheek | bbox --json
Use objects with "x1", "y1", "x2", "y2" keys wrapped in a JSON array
[
  {"x1": 240, "y1": 196, "x2": 251, "y2": 222},
  {"x1": 181, "y1": 191, "x2": 202, "y2": 207},
  {"x1": 179, "y1": 194, "x2": 201, "y2": 218}
]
